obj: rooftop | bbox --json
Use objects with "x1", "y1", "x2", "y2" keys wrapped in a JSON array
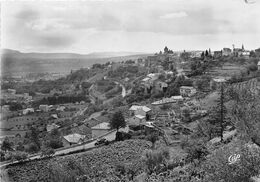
[
  {"x1": 63, "y1": 133, "x2": 85, "y2": 143},
  {"x1": 91, "y1": 122, "x2": 110, "y2": 130},
  {"x1": 135, "y1": 115, "x2": 146, "y2": 119},
  {"x1": 129, "y1": 105, "x2": 151, "y2": 112}
]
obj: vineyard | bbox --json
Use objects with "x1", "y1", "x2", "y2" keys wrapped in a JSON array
[{"x1": 3, "y1": 139, "x2": 150, "y2": 182}]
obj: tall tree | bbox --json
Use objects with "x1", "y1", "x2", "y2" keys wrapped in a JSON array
[
  {"x1": 205, "y1": 50, "x2": 209, "y2": 57},
  {"x1": 110, "y1": 111, "x2": 126, "y2": 131},
  {"x1": 208, "y1": 83, "x2": 228, "y2": 142}
]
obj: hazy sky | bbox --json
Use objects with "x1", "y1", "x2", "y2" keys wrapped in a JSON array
[{"x1": 1, "y1": 0, "x2": 260, "y2": 54}]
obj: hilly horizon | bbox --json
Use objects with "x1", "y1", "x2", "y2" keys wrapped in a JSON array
[
  {"x1": 1, "y1": 49, "x2": 150, "y2": 59},
  {"x1": 1, "y1": 49, "x2": 152, "y2": 76}
]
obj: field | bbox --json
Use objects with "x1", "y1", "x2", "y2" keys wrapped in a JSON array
[{"x1": 2, "y1": 139, "x2": 150, "y2": 182}]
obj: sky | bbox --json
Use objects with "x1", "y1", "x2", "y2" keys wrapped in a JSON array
[{"x1": 1, "y1": 0, "x2": 260, "y2": 54}]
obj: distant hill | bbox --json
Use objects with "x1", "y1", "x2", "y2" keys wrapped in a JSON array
[{"x1": 1, "y1": 49, "x2": 151, "y2": 76}]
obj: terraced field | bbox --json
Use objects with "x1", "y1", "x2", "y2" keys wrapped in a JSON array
[{"x1": 2, "y1": 139, "x2": 150, "y2": 182}]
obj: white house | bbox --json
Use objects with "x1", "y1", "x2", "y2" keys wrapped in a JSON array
[
  {"x1": 62, "y1": 133, "x2": 85, "y2": 147},
  {"x1": 22, "y1": 108, "x2": 34, "y2": 115},
  {"x1": 129, "y1": 105, "x2": 151, "y2": 117}
]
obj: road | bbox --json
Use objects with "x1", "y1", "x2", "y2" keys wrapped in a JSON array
[
  {"x1": 0, "y1": 126, "x2": 129, "y2": 168},
  {"x1": 114, "y1": 81, "x2": 126, "y2": 98}
]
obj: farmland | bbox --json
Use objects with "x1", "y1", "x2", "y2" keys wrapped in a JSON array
[{"x1": 3, "y1": 139, "x2": 150, "y2": 182}]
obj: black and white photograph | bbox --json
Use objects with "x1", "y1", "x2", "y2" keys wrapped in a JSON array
[{"x1": 1, "y1": 0, "x2": 260, "y2": 181}]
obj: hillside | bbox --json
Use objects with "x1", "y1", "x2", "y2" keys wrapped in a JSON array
[
  {"x1": 1, "y1": 49, "x2": 151, "y2": 76},
  {"x1": 2, "y1": 139, "x2": 150, "y2": 182}
]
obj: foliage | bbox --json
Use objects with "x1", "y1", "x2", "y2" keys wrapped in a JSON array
[
  {"x1": 9, "y1": 102, "x2": 23, "y2": 111},
  {"x1": 115, "y1": 131, "x2": 132, "y2": 141},
  {"x1": 146, "y1": 133, "x2": 159, "y2": 149},
  {"x1": 247, "y1": 63, "x2": 258, "y2": 72},
  {"x1": 25, "y1": 143, "x2": 40, "y2": 153},
  {"x1": 208, "y1": 85, "x2": 229, "y2": 142},
  {"x1": 41, "y1": 148, "x2": 55, "y2": 158},
  {"x1": 110, "y1": 111, "x2": 126, "y2": 131},
  {"x1": 16, "y1": 142, "x2": 25, "y2": 151},
  {"x1": 12, "y1": 151, "x2": 28, "y2": 162},
  {"x1": 142, "y1": 148, "x2": 170, "y2": 174},
  {"x1": 6, "y1": 140, "x2": 150, "y2": 181},
  {"x1": 203, "y1": 140, "x2": 260, "y2": 182},
  {"x1": 1, "y1": 138, "x2": 13, "y2": 152},
  {"x1": 33, "y1": 95, "x2": 90, "y2": 107},
  {"x1": 229, "y1": 88, "x2": 260, "y2": 147}
]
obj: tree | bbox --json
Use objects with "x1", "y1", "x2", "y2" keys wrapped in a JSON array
[
  {"x1": 229, "y1": 88, "x2": 260, "y2": 147},
  {"x1": 147, "y1": 133, "x2": 159, "y2": 149},
  {"x1": 13, "y1": 151, "x2": 28, "y2": 162},
  {"x1": 164, "y1": 46, "x2": 169, "y2": 54},
  {"x1": 110, "y1": 111, "x2": 126, "y2": 131},
  {"x1": 205, "y1": 50, "x2": 209, "y2": 57},
  {"x1": 208, "y1": 84, "x2": 228, "y2": 142},
  {"x1": 1, "y1": 138, "x2": 12, "y2": 152},
  {"x1": 142, "y1": 148, "x2": 170, "y2": 174}
]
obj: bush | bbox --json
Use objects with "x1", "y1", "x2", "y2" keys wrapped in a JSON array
[
  {"x1": 25, "y1": 143, "x2": 40, "y2": 153},
  {"x1": 41, "y1": 148, "x2": 55, "y2": 158},
  {"x1": 115, "y1": 131, "x2": 132, "y2": 141},
  {"x1": 247, "y1": 63, "x2": 258, "y2": 72},
  {"x1": 203, "y1": 141, "x2": 260, "y2": 182},
  {"x1": 142, "y1": 148, "x2": 170, "y2": 174},
  {"x1": 13, "y1": 151, "x2": 28, "y2": 162}
]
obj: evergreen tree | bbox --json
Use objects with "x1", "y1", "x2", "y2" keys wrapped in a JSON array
[
  {"x1": 164, "y1": 46, "x2": 169, "y2": 54},
  {"x1": 201, "y1": 51, "x2": 205, "y2": 58},
  {"x1": 208, "y1": 84, "x2": 228, "y2": 142},
  {"x1": 205, "y1": 50, "x2": 209, "y2": 57}
]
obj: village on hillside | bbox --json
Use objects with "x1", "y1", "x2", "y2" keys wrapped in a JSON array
[{"x1": 1, "y1": 44, "x2": 260, "y2": 181}]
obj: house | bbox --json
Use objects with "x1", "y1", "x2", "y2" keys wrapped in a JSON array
[
  {"x1": 180, "y1": 86, "x2": 197, "y2": 97},
  {"x1": 39, "y1": 105, "x2": 49, "y2": 112},
  {"x1": 56, "y1": 106, "x2": 66, "y2": 112},
  {"x1": 129, "y1": 105, "x2": 151, "y2": 117},
  {"x1": 91, "y1": 122, "x2": 111, "y2": 138},
  {"x1": 46, "y1": 123, "x2": 60, "y2": 132},
  {"x1": 233, "y1": 46, "x2": 243, "y2": 57},
  {"x1": 222, "y1": 48, "x2": 232, "y2": 56},
  {"x1": 62, "y1": 133, "x2": 85, "y2": 147},
  {"x1": 22, "y1": 108, "x2": 34, "y2": 115},
  {"x1": 210, "y1": 77, "x2": 227, "y2": 90},
  {"x1": 128, "y1": 114, "x2": 146, "y2": 126},
  {"x1": 151, "y1": 95, "x2": 184, "y2": 105},
  {"x1": 258, "y1": 61, "x2": 260, "y2": 70}
]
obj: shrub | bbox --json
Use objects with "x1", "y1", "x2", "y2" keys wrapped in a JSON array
[
  {"x1": 247, "y1": 63, "x2": 258, "y2": 72},
  {"x1": 142, "y1": 148, "x2": 170, "y2": 174},
  {"x1": 41, "y1": 148, "x2": 55, "y2": 158},
  {"x1": 25, "y1": 143, "x2": 40, "y2": 153},
  {"x1": 13, "y1": 151, "x2": 28, "y2": 162}
]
